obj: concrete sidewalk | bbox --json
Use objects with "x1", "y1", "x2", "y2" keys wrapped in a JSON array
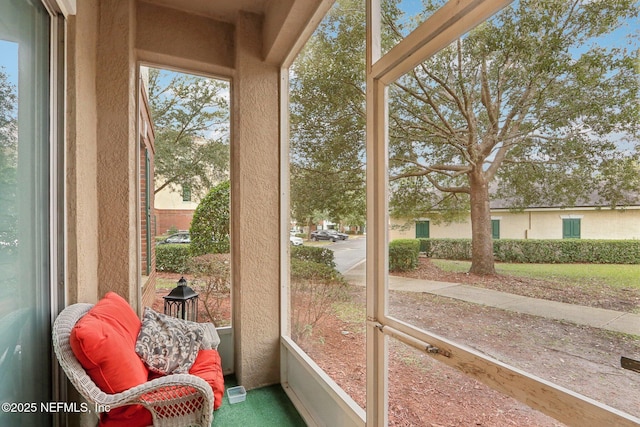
[{"x1": 343, "y1": 261, "x2": 640, "y2": 336}]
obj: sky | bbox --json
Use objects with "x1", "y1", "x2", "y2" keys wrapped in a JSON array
[
  {"x1": 0, "y1": 2, "x2": 637, "y2": 104},
  {"x1": 1, "y1": 2, "x2": 637, "y2": 74},
  {"x1": 393, "y1": 0, "x2": 638, "y2": 48},
  {"x1": 0, "y1": 41, "x2": 18, "y2": 87}
]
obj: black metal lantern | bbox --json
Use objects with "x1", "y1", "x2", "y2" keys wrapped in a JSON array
[{"x1": 163, "y1": 276, "x2": 199, "y2": 321}]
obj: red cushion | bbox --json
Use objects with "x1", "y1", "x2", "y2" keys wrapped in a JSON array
[
  {"x1": 189, "y1": 350, "x2": 225, "y2": 410},
  {"x1": 69, "y1": 292, "x2": 152, "y2": 427},
  {"x1": 99, "y1": 406, "x2": 152, "y2": 427}
]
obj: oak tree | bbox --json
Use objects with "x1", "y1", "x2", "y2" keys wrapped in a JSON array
[
  {"x1": 292, "y1": 0, "x2": 640, "y2": 275},
  {"x1": 388, "y1": 0, "x2": 640, "y2": 273},
  {"x1": 146, "y1": 68, "x2": 230, "y2": 197}
]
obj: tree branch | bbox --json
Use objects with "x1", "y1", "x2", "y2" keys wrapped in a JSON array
[
  {"x1": 418, "y1": 62, "x2": 469, "y2": 123},
  {"x1": 457, "y1": 39, "x2": 471, "y2": 115},
  {"x1": 390, "y1": 167, "x2": 471, "y2": 194},
  {"x1": 480, "y1": 55, "x2": 498, "y2": 133}
]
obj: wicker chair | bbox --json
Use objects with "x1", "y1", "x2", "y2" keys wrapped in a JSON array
[{"x1": 52, "y1": 303, "x2": 214, "y2": 427}]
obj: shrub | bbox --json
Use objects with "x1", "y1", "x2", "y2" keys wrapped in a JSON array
[
  {"x1": 156, "y1": 244, "x2": 191, "y2": 273},
  {"x1": 190, "y1": 181, "x2": 230, "y2": 256},
  {"x1": 291, "y1": 245, "x2": 336, "y2": 268},
  {"x1": 389, "y1": 239, "x2": 421, "y2": 272},
  {"x1": 427, "y1": 239, "x2": 473, "y2": 260},
  {"x1": 493, "y1": 239, "x2": 640, "y2": 264},
  {"x1": 418, "y1": 238, "x2": 431, "y2": 254},
  {"x1": 189, "y1": 254, "x2": 231, "y2": 326},
  {"x1": 290, "y1": 258, "x2": 345, "y2": 284},
  {"x1": 420, "y1": 238, "x2": 640, "y2": 264},
  {"x1": 290, "y1": 258, "x2": 347, "y2": 342}
]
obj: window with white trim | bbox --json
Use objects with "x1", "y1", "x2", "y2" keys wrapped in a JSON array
[{"x1": 370, "y1": 0, "x2": 640, "y2": 425}]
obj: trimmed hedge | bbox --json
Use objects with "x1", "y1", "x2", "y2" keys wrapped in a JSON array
[
  {"x1": 156, "y1": 244, "x2": 192, "y2": 273},
  {"x1": 291, "y1": 245, "x2": 336, "y2": 268},
  {"x1": 418, "y1": 238, "x2": 471, "y2": 260},
  {"x1": 417, "y1": 238, "x2": 640, "y2": 264},
  {"x1": 156, "y1": 237, "x2": 640, "y2": 276},
  {"x1": 493, "y1": 239, "x2": 640, "y2": 264},
  {"x1": 389, "y1": 239, "x2": 421, "y2": 272},
  {"x1": 157, "y1": 243, "x2": 340, "y2": 274}
]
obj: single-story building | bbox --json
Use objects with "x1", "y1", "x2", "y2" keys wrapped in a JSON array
[{"x1": 391, "y1": 199, "x2": 640, "y2": 241}]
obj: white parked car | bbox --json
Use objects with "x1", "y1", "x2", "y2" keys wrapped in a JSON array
[
  {"x1": 157, "y1": 232, "x2": 191, "y2": 245},
  {"x1": 289, "y1": 235, "x2": 304, "y2": 246}
]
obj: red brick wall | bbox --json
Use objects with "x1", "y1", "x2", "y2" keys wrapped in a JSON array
[
  {"x1": 140, "y1": 148, "x2": 149, "y2": 273},
  {"x1": 156, "y1": 209, "x2": 195, "y2": 234},
  {"x1": 141, "y1": 270, "x2": 157, "y2": 309}
]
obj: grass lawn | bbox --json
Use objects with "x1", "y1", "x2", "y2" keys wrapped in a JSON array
[
  {"x1": 431, "y1": 259, "x2": 640, "y2": 290},
  {"x1": 156, "y1": 276, "x2": 189, "y2": 289}
]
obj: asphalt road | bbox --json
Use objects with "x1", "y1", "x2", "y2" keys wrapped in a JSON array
[{"x1": 328, "y1": 236, "x2": 366, "y2": 274}]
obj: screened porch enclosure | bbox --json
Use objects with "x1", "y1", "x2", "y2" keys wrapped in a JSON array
[
  {"x1": 9, "y1": 0, "x2": 636, "y2": 426},
  {"x1": 284, "y1": 0, "x2": 639, "y2": 426}
]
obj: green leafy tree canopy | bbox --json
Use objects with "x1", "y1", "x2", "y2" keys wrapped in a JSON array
[
  {"x1": 0, "y1": 66, "x2": 17, "y2": 255},
  {"x1": 289, "y1": 0, "x2": 370, "y2": 231},
  {"x1": 388, "y1": 0, "x2": 640, "y2": 273},
  {"x1": 294, "y1": 0, "x2": 639, "y2": 274},
  {"x1": 146, "y1": 67, "x2": 230, "y2": 197}
]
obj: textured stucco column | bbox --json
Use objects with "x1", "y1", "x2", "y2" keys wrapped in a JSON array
[
  {"x1": 66, "y1": 0, "x2": 99, "y2": 306},
  {"x1": 65, "y1": 4, "x2": 103, "y2": 426},
  {"x1": 232, "y1": 12, "x2": 281, "y2": 389},
  {"x1": 95, "y1": 0, "x2": 139, "y2": 308}
]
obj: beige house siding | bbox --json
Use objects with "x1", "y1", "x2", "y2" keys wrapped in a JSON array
[
  {"x1": 154, "y1": 186, "x2": 198, "y2": 234},
  {"x1": 154, "y1": 186, "x2": 200, "y2": 210},
  {"x1": 390, "y1": 218, "x2": 471, "y2": 240},
  {"x1": 390, "y1": 207, "x2": 640, "y2": 241}
]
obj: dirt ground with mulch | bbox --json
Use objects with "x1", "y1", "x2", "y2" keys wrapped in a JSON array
[
  {"x1": 300, "y1": 259, "x2": 640, "y2": 426},
  {"x1": 156, "y1": 261, "x2": 640, "y2": 426}
]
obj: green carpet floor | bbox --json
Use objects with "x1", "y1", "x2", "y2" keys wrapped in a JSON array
[{"x1": 212, "y1": 376, "x2": 307, "y2": 426}]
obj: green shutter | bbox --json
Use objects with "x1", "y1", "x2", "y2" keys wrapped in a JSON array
[
  {"x1": 491, "y1": 219, "x2": 500, "y2": 239},
  {"x1": 415, "y1": 221, "x2": 430, "y2": 238},
  {"x1": 182, "y1": 185, "x2": 191, "y2": 202},
  {"x1": 562, "y1": 218, "x2": 581, "y2": 239}
]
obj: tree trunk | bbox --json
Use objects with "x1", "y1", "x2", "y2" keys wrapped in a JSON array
[
  {"x1": 306, "y1": 218, "x2": 313, "y2": 240},
  {"x1": 468, "y1": 171, "x2": 496, "y2": 275}
]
